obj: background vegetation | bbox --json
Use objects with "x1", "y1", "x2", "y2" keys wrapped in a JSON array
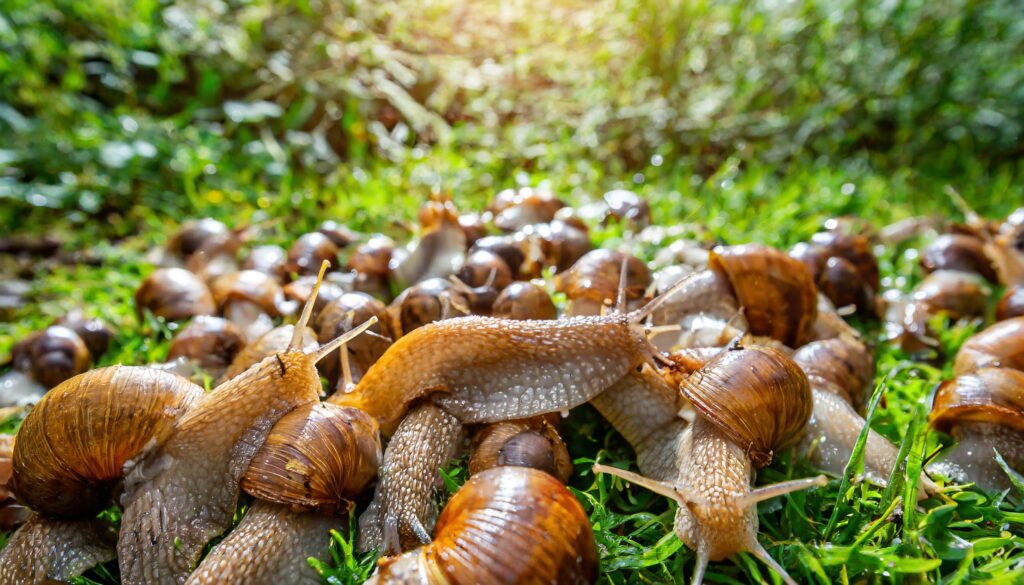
[{"x1": 2, "y1": 0, "x2": 1023, "y2": 583}]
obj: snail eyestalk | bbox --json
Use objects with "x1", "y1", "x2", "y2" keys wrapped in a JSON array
[
  {"x1": 315, "y1": 317, "x2": 378, "y2": 363},
  {"x1": 629, "y1": 269, "x2": 701, "y2": 323},
  {"x1": 733, "y1": 475, "x2": 828, "y2": 508},
  {"x1": 592, "y1": 463, "x2": 704, "y2": 509},
  {"x1": 289, "y1": 259, "x2": 330, "y2": 351}
]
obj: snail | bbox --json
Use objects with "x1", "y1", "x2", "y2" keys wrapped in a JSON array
[
  {"x1": 283, "y1": 273, "x2": 347, "y2": 319},
  {"x1": 457, "y1": 212, "x2": 487, "y2": 247},
  {"x1": 789, "y1": 229, "x2": 879, "y2": 316},
  {"x1": 455, "y1": 250, "x2": 513, "y2": 293},
  {"x1": 334, "y1": 274, "x2": 696, "y2": 553},
  {"x1": 288, "y1": 232, "x2": 341, "y2": 277},
  {"x1": 555, "y1": 249, "x2": 651, "y2": 316},
  {"x1": 163, "y1": 315, "x2": 246, "y2": 381},
  {"x1": 952, "y1": 316, "x2": 1024, "y2": 376},
  {"x1": 390, "y1": 198, "x2": 467, "y2": 288},
  {"x1": 0, "y1": 515, "x2": 118, "y2": 584},
  {"x1": 117, "y1": 261, "x2": 375, "y2": 585},
  {"x1": 649, "y1": 244, "x2": 818, "y2": 351},
  {"x1": 53, "y1": 309, "x2": 113, "y2": 359},
  {"x1": 347, "y1": 234, "x2": 396, "y2": 298},
  {"x1": 997, "y1": 286, "x2": 1024, "y2": 321},
  {"x1": 166, "y1": 218, "x2": 243, "y2": 262},
  {"x1": 219, "y1": 323, "x2": 318, "y2": 383},
  {"x1": 513, "y1": 218, "x2": 592, "y2": 275},
  {"x1": 928, "y1": 367, "x2": 1024, "y2": 492},
  {"x1": 10, "y1": 325, "x2": 90, "y2": 390},
  {"x1": 490, "y1": 187, "x2": 566, "y2": 233},
  {"x1": 187, "y1": 403, "x2": 381, "y2": 585},
  {"x1": 368, "y1": 466, "x2": 598, "y2": 585},
  {"x1": 491, "y1": 281, "x2": 557, "y2": 320},
  {"x1": 317, "y1": 220, "x2": 358, "y2": 249},
  {"x1": 386, "y1": 277, "x2": 470, "y2": 338},
  {"x1": 469, "y1": 415, "x2": 573, "y2": 482},
  {"x1": 242, "y1": 244, "x2": 289, "y2": 282},
  {"x1": 210, "y1": 269, "x2": 292, "y2": 342},
  {"x1": 316, "y1": 291, "x2": 393, "y2": 391},
  {"x1": 596, "y1": 343, "x2": 827, "y2": 585},
  {"x1": 469, "y1": 235, "x2": 528, "y2": 279},
  {"x1": 599, "y1": 189, "x2": 651, "y2": 227},
  {"x1": 135, "y1": 267, "x2": 217, "y2": 322}
]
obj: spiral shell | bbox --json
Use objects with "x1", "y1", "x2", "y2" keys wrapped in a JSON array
[
  {"x1": 168, "y1": 218, "x2": 234, "y2": 259},
  {"x1": 241, "y1": 403, "x2": 380, "y2": 514},
  {"x1": 54, "y1": 309, "x2": 113, "y2": 360},
  {"x1": 167, "y1": 316, "x2": 245, "y2": 373},
  {"x1": 219, "y1": 324, "x2": 318, "y2": 383},
  {"x1": 931, "y1": 367, "x2": 1024, "y2": 434},
  {"x1": 469, "y1": 416, "x2": 572, "y2": 483},
  {"x1": 997, "y1": 286, "x2": 1024, "y2": 322},
  {"x1": 492, "y1": 188, "x2": 566, "y2": 233},
  {"x1": 389, "y1": 278, "x2": 469, "y2": 337},
  {"x1": 601, "y1": 190, "x2": 651, "y2": 226},
  {"x1": 135, "y1": 267, "x2": 217, "y2": 321},
  {"x1": 317, "y1": 220, "x2": 358, "y2": 248},
  {"x1": 953, "y1": 316, "x2": 1024, "y2": 376},
  {"x1": 491, "y1": 281, "x2": 557, "y2": 320},
  {"x1": 316, "y1": 292, "x2": 392, "y2": 386},
  {"x1": 10, "y1": 366, "x2": 202, "y2": 517},
  {"x1": 470, "y1": 235, "x2": 527, "y2": 279},
  {"x1": 920, "y1": 234, "x2": 998, "y2": 283},
  {"x1": 554, "y1": 249, "x2": 651, "y2": 305},
  {"x1": 810, "y1": 231, "x2": 880, "y2": 291},
  {"x1": 912, "y1": 270, "x2": 989, "y2": 320},
  {"x1": 792, "y1": 337, "x2": 874, "y2": 409},
  {"x1": 679, "y1": 344, "x2": 812, "y2": 468},
  {"x1": 372, "y1": 466, "x2": 597, "y2": 585},
  {"x1": 709, "y1": 245, "x2": 818, "y2": 347},
  {"x1": 288, "y1": 232, "x2": 340, "y2": 276},
  {"x1": 347, "y1": 235, "x2": 396, "y2": 277},
  {"x1": 242, "y1": 245, "x2": 289, "y2": 282},
  {"x1": 515, "y1": 220, "x2": 592, "y2": 274},
  {"x1": 211, "y1": 270, "x2": 286, "y2": 317},
  {"x1": 456, "y1": 250, "x2": 513, "y2": 291},
  {"x1": 20, "y1": 326, "x2": 92, "y2": 389}
]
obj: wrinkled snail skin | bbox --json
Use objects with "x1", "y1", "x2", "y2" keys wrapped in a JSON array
[
  {"x1": 928, "y1": 367, "x2": 1024, "y2": 493},
  {"x1": 590, "y1": 365, "x2": 687, "y2": 481},
  {"x1": 10, "y1": 366, "x2": 203, "y2": 518},
  {"x1": 368, "y1": 467, "x2": 598, "y2": 585},
  {"x1": 188, "y1": 404, "x2": 381, "y2": 585},
  {"x1": 469, "y1": 415, "x2": 573, "y2": 483},
  {"x1": 117, "y1": 343, "x2": 325, "y2": 584},
  {"x1": 330, "y1": 314, "x2": 654, "y2": 436},
  {"x1": 0, "y1": 515, "x2": 117, "y2": 584},
  {"x1": 359, "y1": 403, "x2": 465, "y2": 554},
  {"x1": 952, "y1": 316, "x2": 1024, "y2": 376}
]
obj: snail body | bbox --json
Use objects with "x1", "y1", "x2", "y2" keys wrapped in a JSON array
[
  {"x1": 0, "y1": 515, "x2": 117, "y2": 584},
  {"x1": 368, "y1": 466, "x2": 598, "y2": 585}
]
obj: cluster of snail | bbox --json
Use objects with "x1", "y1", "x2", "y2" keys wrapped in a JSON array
[{"x1": 0, "y1": 188, "x2": 1022, "y2": 585}]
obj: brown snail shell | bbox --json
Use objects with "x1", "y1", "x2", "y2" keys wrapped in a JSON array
[
  {"x1": 709, "y1": 245, "x2": 818, "y2": 348},
  {"x1": 54, "y1": 309, "x2": 113, "y2": 360},
  {"x1": 166, "y1": 316, "x2": 245, "y2": 374},
  {"x1": 554, "y1": 249, "x2": 651, "y2": 307},
  {"x1": 389, "y1": 277, "x2": 469, "y2": 337},
  {"x1": 997, "y1": 286, "x2": 1024, "y2": 321},
  {"x1": 602, "y1": 190, "x2": 651, "y2": 226},
  {"x1": 515, "y1": 219, "x2": 592, "y2": 274},
  {"x1": 931, "y1": 367, "x2": 1024, "y2": 434},
  {"x1": 288, "y1": 232, "x2": 340, "y2": 277},
  {"x1": 491, "y1": 281, "x2": 557, "y2": 320},
  {"x1": 283, "y1": 275, "x2": 347, "y2": 318},
  {"x1": 679, "y1": 344, "x2": 812, "y2": 468},
  {"x1": 167, "y1": 218, "x2": 235, "y2": 260},
  {"x1": 20, "y1": 326, "x2": 91, "y2": 389},
  {"x1": 792, "y1": 336, "x2": 874, "y2": 410},
  {"x1": 810, "y1": 231, "x2": 880, "y2": 291},
  {"x1": 316, "y1": 292, "x2": 392, "y2": 387},
  {"x1": 458, "y1": 213, "x2": 487, "y2": 247},
  {"x1": 953, "y1": 316, "x2": 1024, "y2": 376},
  {"x1": 920, "y1": 234, "x2": 998, "y2": 283},
  {"x1": 241, "y1": 403, "x2": 381, "y2": 514},
  {"x1": 10, "y1": 366, "x2": 202, "y2": 517},
  {"x1": 912, "y1": 270, "x2": 989, "y2": 320},
  {"x1": 817, "y1": 257, "x2": 870, "y2": 314},
  {"x1": 492, "y1": 188, "x2": 566, "y2": 233},
  {"x1": 347, "y1": 235, "x2": 396, "y2": 277},
  {"x1": 456, "y1": 250, "x2": 513, "y2": 291},
  {"x1": 242, "y1": 245, "x2": 289, "y2": 282},
  {"x1": 210, "y1": 269, "x2": 286, "y2": 317},
  {"x1": 371, "y1": 466, "x2": 597, "y2": 585},
  {"x1": 317, "y1": 221, "x2": 358, "y2": 248},
  {"x1": 469, "y1": 416, "x2": 572, "y2": 483},
  {"x1": 470, "y1": 235, "x2": 527, "y2": 279},
  {"x1": 134, "y1": 267, "x2": 216, "y2": 321}
]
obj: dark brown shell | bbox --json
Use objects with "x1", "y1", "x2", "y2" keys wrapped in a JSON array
[
  {"x1": 458, "y1": 213, "x2": 488, "y2": 247},
  {"x1": 316, "y1": 292, "x2": 392, "y2": 387},
  {"x1": 288, "y1": 232, "x2": 340, "y2": 276},
  {"x1": 953, "y1": 316, "x2": 1024, "y2": 376},
  {"x1": 470, "y1": 235, "x2": 527, "y2": 278},
  {"x1": 817, "y1": 257, "x2": 871, "y2": 313},
  {"x1": 913, "y1": 270, "x2": 989, "y2": 320},
  {"x1": 469, "y1": 416, "x2": 572, "y2": 483},
  {"x1": 515, "y1": 220, "x2": 592, "y2": 274},
  {"x1": 602, "y1": 190, "x2": 651, "y2": 226},
  {"x1": 135, "y1": 267, "x2": 217, "y2": 321},
  {"x1": 54, "y1": 310, "x2": 113, "y2": 360},
  {"x1": 679, "y1": 344, "x2": 812, "y2": 468},
  {"x1": 25, "y1": 326, "x2": 91, "y2": 389},
  {"x1": 167, "y1": 316, "x2": 245, "y2": 373},
  {"x1": 318, "y1": 221, "x2": 358, "y2": 248},
  {"x1": 282, "y1": 275, "x2": 346, "y2": 318},
  {"x1": 210, "y1": 270, "x2": 285, "y2": 316},
  {"x1": 792, "y1": 337, "x2": 874, "y2": 410},
  {"x1": 376, "y1": 466, "x2": 597, "y2": 585},
  {"x1": 10, "y1": 366, "x2": 202, "y2": 517},
  {"x1": 931, "y1": 367, "x2": 1024, "y2": 434},
  {"x1": 241, "y1": 403, "x2": 380, "y2": 514},
  {"x1": 346, "y1": 235, "x2": 395, "y2": 277},
  {"x1": 491, "y1": 282, "x2": 557, "y2": 320},
  {"x1": 709, "y1": 244, "x2": 818, "y2": 348},
  {"x1": 457, "y1": 250, "x2": 513, "y2": 292},
  {"x1": 492, "y1": 188, "x2": 566, "y2": 232},
  {"x1": 553, "y1": 249, "x2": 651, "y2": 305},
  {"x1": 168, "y1": 218, "x2": 234, "y2": 259},
  {"x1": 389, "y1": 278, "x2": 469, "y2": 337},
  {"x1": 997, "y1": 286, "x2": 1024, "y2": 322},
  {"x1": 241, "y1": 245, "x2": 289, "y2": 282},
  {"x1": 810, "y1": 231, "x2": 880, "y2": 291},
  {"x1": 920, "y1": 234, "x2": 998, "y2": 283}
]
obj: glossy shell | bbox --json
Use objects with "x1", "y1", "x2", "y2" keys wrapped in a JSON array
[
  {"x1": 913, "y1": 270, "x2": 989, "y2": 320},
  {"x1": 373, "y1": 466, "x2": 597, "y2": 585},
  {"x1": 709, "y1": 244, "x2": 818, "y2": 347},
  {"x1": 318, "y1": 220, "x2": 358, "y2": 248},
  {"x1": 211, "y1": 269, "x2": 285, "y2": 316},
  {"x1": 168, "y1": 218, "x2": 232, "y2": 259},
  {"x1": 492, "y1": 188, "x2": 566, "y2": 232},
  {"x1": 920, "y1": 234, "x2": 998, "y2": 283},
  {"x1": 997, "y1": 286, "x2": 1024, "y2": 321},
  {"x1": 242, "y1": 245, "x2": 289, "y2": 282},
  {"x1": 134, "y1": 267, "x2": 216, "y2": 321},
  {"x1": 810, "y1": 231, "x2": 880, "y2": 291},
  {"x1": 220, "y1": 324, "x2": 318, "y2": 382},
  {"x1": 554, "y1": 249, "x2": 651, "y2": 305},
  {"x1": 602, "y1": 190, "x2": 651, "y2": 226},
  {"x1": 242, "y1": 403, "x2": 381, "y2": 514},
  {"x1": 347, "y1": 235, "x2": 396, "y2": 277},
  {"x1": 316, "y1": 292, "x2": 392, "y2": 386},
  {"x1": 10, "y1": 366, "x2": 202, "y2": 517},
  {"x1": 390, "y1": 278, "x2": 469, "y2": 337},
  {"x1": 792, "y1": 337, "x2": 874, "y2": 409},
  {"x1": 679, "y1": 344, "x2": 812, "y2": 468},
  {"x1": 288, "y1": 232, "x2": 341, "y2": 276},
  {"x1": 469, "y1": 416, "x2": 572, "y2": 483},
  {"x1": 491, "y1": 282, "x2": 557, "y2": 320},
  {"x1": 470, "y1": 235, "x2": 527, "y2": 278},
  {"x1": 456, "y1": 250, "x2": 513, "y2": 291},
  {"x1": 24, "y1": 326, "x2": 91, "y2": 389},
  {"x1": 953, "y1": 317, "x2": 1024, "y2": 376},
  {"x1": 817, "y1": 257, "x2": 870, "y2": 313},
  {"x1": 167, "y1": 316, "x2": 245, "y2": 373},
  {"x1": 54, "y1": 309, "x2": 113, "y2": 359},
  {"x1": 931, "y1": 367, "x2": 1024, "y2": 434}
]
